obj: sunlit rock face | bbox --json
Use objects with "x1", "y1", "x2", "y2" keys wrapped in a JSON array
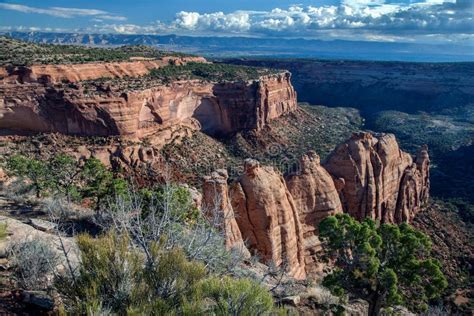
[
  {"x1": 201, "y1": 133, "x2": 430, "y2": 280},
  {"x1": 285, "y1": 151, "x2": 343, "y2": 274},
  {"x1": 229, "y1": 159, "x2": 307, "y2": 280},
  {"x1": 324, "y1": 132, "x2": 430, "y2": 223},
  {"x1": 0, "y1": 62, "x2": 296, "y2": 140},
  {"x1": 0, "y1": 57, "x2": 207, "y2": 84},
  {"x1": 202, "y1": 169, "x2": 250, "y2": 258}
]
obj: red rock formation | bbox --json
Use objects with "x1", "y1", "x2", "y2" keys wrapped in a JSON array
[
  {"x1": 0, "y1": 72, "x2": 296, "y2": 140},
  {"x1": 324, "y1": 132, "x2": 429, "y2": 223},
  {"x1": 256, "y1": 73, "x2": 297, "y2": 130},
  {"x1": 285, "y1": 151, "x2": 343, "y2": 273},
  {"x1": 229, "y1": 159, "x2": 306, "y2": 279},
  {"x1": 395, "y1": 145, "x2": 430, "y2": 223},
  {"x1": 202, "y1": 169, "x2": 250, "y2": 258},
  {"x1": 0, "y1": 57, "x2": 207, "y2": 84}
]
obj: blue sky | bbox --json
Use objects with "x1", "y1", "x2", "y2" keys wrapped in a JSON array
[{"x1": 0, "y1": 0, "x2": 472, "y2": 44}]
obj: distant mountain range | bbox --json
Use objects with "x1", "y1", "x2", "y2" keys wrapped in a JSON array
[{"x1": 1, "y1": 31, "x2": 473, "y2": 62}]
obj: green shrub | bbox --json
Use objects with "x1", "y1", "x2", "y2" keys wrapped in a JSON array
[
  {"x1": 56, "y1": 230, "x2": 278, "y2": 315},
  {"x1": 0, "y1": 223, "x2": 7, "y2": 240},
  {"x1": 81, "y1": 157, "x2": 128, "y2": 209},
  {"x1": 55, "y1": 231, "x2": 144, "y2": 314},
  {"x1": 149, "y1": 62, "x2": 278, "y2": 83},
  {"x1": 4, "y1": 154, "x2": 126, "y2": 208},
  {"x1": 197, "y1": 276, "x2": 274, "y2": 316},
  {"x1": 6, "y1": 155, "x2": 49, "y2": 198}
]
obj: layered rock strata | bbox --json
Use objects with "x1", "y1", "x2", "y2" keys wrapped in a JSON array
[
  {"x1": 286, "y1": 151, "x2": 343, "y2": 273},
  {"x1": 202, "y1": 133, "x2": 430, "y2": 279},
  {"x1": 0, "y1": 71, "x2": 296, "y2": 139},
  {"x1": 0, "y1": 57, "x2": 207, "y2": 84}
]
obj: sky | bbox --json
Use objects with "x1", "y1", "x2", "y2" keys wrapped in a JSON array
[{"x1": 0, "y1": 0, "x2": 473, "y2": 44}]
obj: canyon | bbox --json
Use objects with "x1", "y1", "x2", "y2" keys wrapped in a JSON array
[{"x1": 0, "y1": 52, "x2": 430, "y2": 281}]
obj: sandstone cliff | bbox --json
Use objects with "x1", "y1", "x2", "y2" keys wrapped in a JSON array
[
  {"x1": 285, "y1": 151, "x2": 343, "y2": 273},
  {"x1": 0, "y1": 71, "x2": 296, "y2": 140},
  {"x1": 229, "y1": 159, "x2": 306, "y2": 279},
  {"x1": 201, "y1": 134, "x2": 430, "y2": 279},
  {"x1": 202, "y1": 169, "x2": 250, "y2": 258},
  {"x1": 324, "y1": 132, "x2": 429, "y2": 223}
]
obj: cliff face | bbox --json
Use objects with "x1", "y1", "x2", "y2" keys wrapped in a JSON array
[
  {"x1": 202, "y1": 169, "x2": 250, "y2": 258},
  {"x1": 230, "y1": 159, "x2": 306, "y2": 279},
  {"x1": 285, "y1": 151, "x2": 343, "y2": 274},
  {"x1": 324, "y1": 132, "x2": 429, "y2": 223},
  {"x1": 0, "y1": 71, "x2": 296, "y2": 139},
  {"x1": 223, "y1": 59, "x2": 474, "y2": 115}
]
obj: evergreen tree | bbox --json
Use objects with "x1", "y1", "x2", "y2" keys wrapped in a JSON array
[{"x1": 319, "y1": 213, "x2": 447, "y2": 315}]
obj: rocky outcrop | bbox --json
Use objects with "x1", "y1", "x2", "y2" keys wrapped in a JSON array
[
  {"x1": 201, "y1": 134, "x2": 429, "y2": 278},
  {"x1": 0, "y1": 72, "x2": 296, "y2": 140},
  {"x1": 0, "y1": 215, "x2": 79, "y2": 275},
  {"x1": 0, "y1": 57, "x2": 207, "y2": 84},
  {"x1": 324, "y1": 132, "x2": 429, "y2": 223},
  {"x1": 202, "y1": 169, "x2": 250, "y2": 258},
  {"x1": 229, "y1": 159, "x2": 306, "y2": 279},
  {"x1": 285, "y1": 151, "x2": 343, "y2": 273},
  {"x1": 395, "y1": 145, "x2": 430, "y2": 223}
]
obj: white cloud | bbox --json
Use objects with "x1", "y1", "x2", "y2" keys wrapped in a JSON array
[
  {"x1": 156, "y1": 0, "x2": 472, "y2": 41},
  {"x1": 174, "y1": 11, "x2": 251, "y2": 32},
  {"x1": 1, "y1": 0, "x2": 472, "y2": 44},
  {"x1": 0, "y1": 3, "x2": 126, "y2": 21}
]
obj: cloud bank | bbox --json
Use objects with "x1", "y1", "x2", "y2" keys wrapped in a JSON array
[
  {"x1": 0, "y1": 0, "x2": 472, "y2": 43},
  {"x1": 168, "y1": 0, "x2": 472, "y2": 39}
]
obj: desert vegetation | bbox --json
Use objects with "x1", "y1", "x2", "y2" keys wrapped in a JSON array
[
  {"x1": 0, "y1": 36, "x2": 190, "y2": 66},
  {"x1": 5, "y1": 154, "x2": 127, "y2": 207},
  {"x1": 319, "y1": 214, "x2": 447, "y2": 315},
  {"x1": 149, "y1": 62, "x2": 280, "y2": 83},
  {"x1": 0, "y1": 152, "x2": 451, "y2": 314},
  {"x1": 0, "y1": 154, "x2": 290, "y2": 314}
]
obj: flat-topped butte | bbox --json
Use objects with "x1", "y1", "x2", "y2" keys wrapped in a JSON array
[
  {"x1": 79, "y1": 62, "x2": 282, "y2": 94},
  {"x1": 0, "y1": 36, "x2": 191, "y2": 67}
]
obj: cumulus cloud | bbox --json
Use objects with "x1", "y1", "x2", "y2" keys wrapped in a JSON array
[
  {"x1": 158, "y1": 0, "x2": 472, "y2": 41},
  {"x1": 0, "y1": 3, "x2": 126, "y2": 21},
  {"x1": 174, "y1": 11, "x2": 251, "y2": 32},
  {"x1": 1, "y1": 0, "x2": 472, "y2": 43}
]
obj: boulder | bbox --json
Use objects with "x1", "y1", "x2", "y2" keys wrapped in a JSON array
[{"x1": 0, "y1": 215, "x2": 78, "y2": 275}]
